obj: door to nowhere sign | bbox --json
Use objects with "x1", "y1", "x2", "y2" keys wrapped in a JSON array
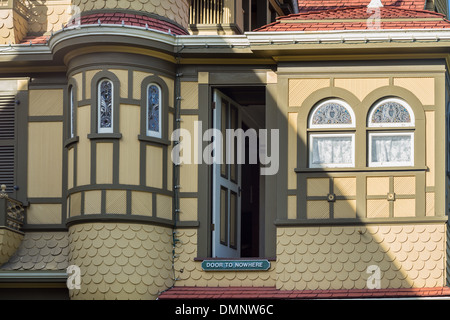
[{"x1": 201, "y1": 260, "x2": 271, "y2": 271}]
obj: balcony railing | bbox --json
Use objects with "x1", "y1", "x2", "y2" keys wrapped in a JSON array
[
  {"x1": 190, "y1": 0, "x2": 224, "y2": 25},
  {"x1": 0, "y1": 185, "x2": 24, "y2": 232},
  {"x1": 189, "y1": 0, "x2": 244, "y2": 34}
]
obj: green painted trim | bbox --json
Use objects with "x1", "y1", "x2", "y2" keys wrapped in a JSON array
[
  {"x1": 66, "y1": 214, "x2": 175, "y2": 228},
  {"x1": 180, "y1": 109, "x2": 199, "y2": 115},
  {"x1": 67, "y1": 184, "x2": 174, "y2": 197},
  {"x1": 63, "y1": 136, "x2": 79, "y2": 148},
  {"x1": 67, "y1": 53, "x2": 176, "y2": 81},
  {"x1": 277, "y1": 78, "x2": 288, "y2": 222},
  {"x1": 21, "y1": 225, "x2": 67, "y2": 232},
  {"x1": 196, "y1": 82, "x2": 211, "y2": 258},
  {"x1": 15, "y1": 90, "x2": 28, "y2": 204},
  {"x1": 295, "y1": 167, "x2": 428, "y2": 173},
  {"x1": 27, "y1": 198, "x2": 62, "y2": 204},
  {"x1": 28, "y1": 116, "x2": 64, "y2": 122},
  {"x1": 138, "y1": 135, "x2": 170, "y2": 145},
  {"x1": 126, "y1": 190, "x2": 132, "y2": 215},
  {"x1": 112, "y1": 139, "x2": 120, "y2": 185},
  {"x1": 87, "y1": 133, "x2": 122, "y2": 140},
  {"x1": 179, "y1": 192, "x2": 199, "y2": 198},
  {"x1": 435, "y1": 74, "x2": 446, "y2": 217},
  {"x1": 0, "y1": 271, "x2": 67, "y2": 283},
  {"x1": 265, "y1": 82, "x2": 278, "y2": 258},
  {"x1": 274, "y1": 216, "x2": 448, "y2": 227}
]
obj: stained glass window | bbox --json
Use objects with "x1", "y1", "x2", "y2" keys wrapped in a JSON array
[
  {"x1": 308, "y1": 99, "x2": 355, "y2": 168},
  {"x1": 147, "y1": 84, "x2": 161, "y2": 138},
  {"x1": 368, "y1": 98, "x2": 415, "y2": 167},
  {"x1": 309, "y1": 100, "x2": 355, "y2": 128},
  {"x1": 368, "y1": 98, "x2": 414, "y2": 127},
  {"x1": 69, "y1": 86, "x2": 75, "y2": 138},
  {"x1": 98, "y1": 79, "x2": 113, "y2": 133}
]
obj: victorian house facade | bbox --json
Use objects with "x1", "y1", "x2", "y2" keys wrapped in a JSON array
[{"x1": 0, "y1": 0, "x2": 449, "y2": 300}]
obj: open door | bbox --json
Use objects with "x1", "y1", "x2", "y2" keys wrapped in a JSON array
[{"x1": 212, "y1": 89, "x2": 241, "y2": 258}]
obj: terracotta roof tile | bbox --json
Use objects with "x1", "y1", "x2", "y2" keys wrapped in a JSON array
[
  {"x1": 254, "y1": 6, "x2": 450, "y2": 31},
  {"x1": 20, "y1": 35, "x2": 50, "y2": 45},
  {"x1": 297, "y1": 0, "x2": 427, "y2": 11},
  {"x1": 66, "y1": 12, "x2": 189, "y2": 35},
  {"x1": 158, "y1": 286, "x2": 450, "y2": 300},
  {"x1": 19, "y1": 12, "x2": 189, "y2": 45}
]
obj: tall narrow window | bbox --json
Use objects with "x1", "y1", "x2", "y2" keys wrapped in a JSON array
[
  {"x1": 308, "y1": 99, "x2": 356, "y2": 168},
  {"x1": 147, "y1": 84, "x2": 161, "y2": 138},
  {"x1": 98, "y1": 79, "x2": 113, "y2": 133},
  {"x1": 368, "y1": 98, "x2": 415, "y2": 167},
  {"x1": 69, "y1": 86, "x2": 75, "y2": 138}
]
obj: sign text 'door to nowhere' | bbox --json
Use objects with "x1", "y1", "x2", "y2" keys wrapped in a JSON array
[{"x1": 201, "y1": 260, "x2": 271, "y2": 271}]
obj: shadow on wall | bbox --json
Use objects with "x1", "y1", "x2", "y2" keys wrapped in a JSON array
[
  {"x1": 268, "y1": 64, "x2": 447, "y2": 291},
  {"x1": 173, "y1": 66, "x2": 448, "y2": 291}
]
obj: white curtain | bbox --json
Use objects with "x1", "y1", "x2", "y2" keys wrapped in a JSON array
[
  {"x1": 311, "y1": 136, "x2": 353, "y2": 166},
  {"x1": 371, "y1": 135, "x2": 411, "y2": 164}
]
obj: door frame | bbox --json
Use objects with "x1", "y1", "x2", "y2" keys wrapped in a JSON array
[{"x1": 211, "y1": 89, "x2": 243, "y2": 258}]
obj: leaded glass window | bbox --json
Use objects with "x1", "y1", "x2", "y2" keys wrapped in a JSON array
[
  {"x1": 368, "y1": 98, "x2": 415, "y2": 167},
  {"x1": 98, "y1": 79, "x2": 113, "y2": 133},
  {"x1": 309, "y1": 99, "x2": 355, "y2": 128},
  {"x1": 69, "y1": 86, "x2": 75, "y2": 138},
  {"x1": 368, "y1": 98, "x2": 414, "y2": 127},
  {"x1": 308, "y1": 99, "x2": 355, "y2": 168},
  {"x1": 147, "y1": 84, "x2": 161, "y2": 138}
]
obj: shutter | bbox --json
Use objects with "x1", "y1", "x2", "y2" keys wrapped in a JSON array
[{"x1": 0, "y1": 95, "x2": 15, "y2": 193}]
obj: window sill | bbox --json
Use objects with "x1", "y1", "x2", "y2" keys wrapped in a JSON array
[
  {"x1": 138, "y1": 135, "x2": 171, "y2": 146},
  {"x1": 88, "y1": 133, "x2": 122, "y2": 140},
  {"x1": 295, "y1": 166, "x2": 428, "y2": 173},
  {"x1": 64, "y1": 136, "x2": 79, "y2": 148}
]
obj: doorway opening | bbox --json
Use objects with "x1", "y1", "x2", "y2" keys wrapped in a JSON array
[{"x1": 211, "y1": 86, "x2": 266, "y2": 258}]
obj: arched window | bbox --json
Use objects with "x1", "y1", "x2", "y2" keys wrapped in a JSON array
[
  {"x1": 147, "y1": 84, "x2": 161, "y2": 138},
  {"x1": 368, "y1": 98, "x2": 414, "y2": 167},
  {"x1": 368, "y1": 98, "x2": 415, "y2": 128},
  {"x1": 308, "y1": 99, "x2": 355, "y2": 168},
  {"x1": 309, "y1": 99, "x2": 355, "y2": 128},
  {"x1": 69, "y1": 85, "x2": 75, "y2": 138},
  {"x1": 98, "y1": 79, "x2": 113, "y2": 133}
]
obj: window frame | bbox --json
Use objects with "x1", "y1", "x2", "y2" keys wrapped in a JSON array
[
  {"x1": 308, "y1": 99, "x2": 356, "y2": 169},
  {"x1": 368, "y1": 131, "x2": 415, "y2": 167},
  {"x1": 367, "y1": 97, "x2": 415, "y2": 128},
  {"x1": 97, "y1": 78, "x2": 114, "y2": 134},
  {"x1": 309, "y1": 132, "x2": 356, "y2": 168},
  {"x1": 367, "y1": 98, "x2": 415, "y2": 168},
  {"x1": 146, "y1": 83, "x2": 162, "y2": 139},
  {"x1": 69, "y1": 85, "x2": 75, "y2": 139},
  {"x1": 309, "y1": 99, "x2": 356, "y2": 129}
]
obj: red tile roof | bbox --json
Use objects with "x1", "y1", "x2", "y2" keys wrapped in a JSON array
[
  {"x1": 254, "y1": 6, "x2": 450, "y2": 31},
  {"x1": 19, "y1": 12, "x2": 188, "y2": 45},
  {"x1": 20, "y1": 35, "x2": 50, "y2": 45},
  {"x1": 68, "y1": 12, "x2": 189, "y2": 35},
  {"x1": 158, "y1": 286, "x2": 450, "y2": 300},
  {"x1": 297, "y1": 0, "x2": 427, "y2": 12}
]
